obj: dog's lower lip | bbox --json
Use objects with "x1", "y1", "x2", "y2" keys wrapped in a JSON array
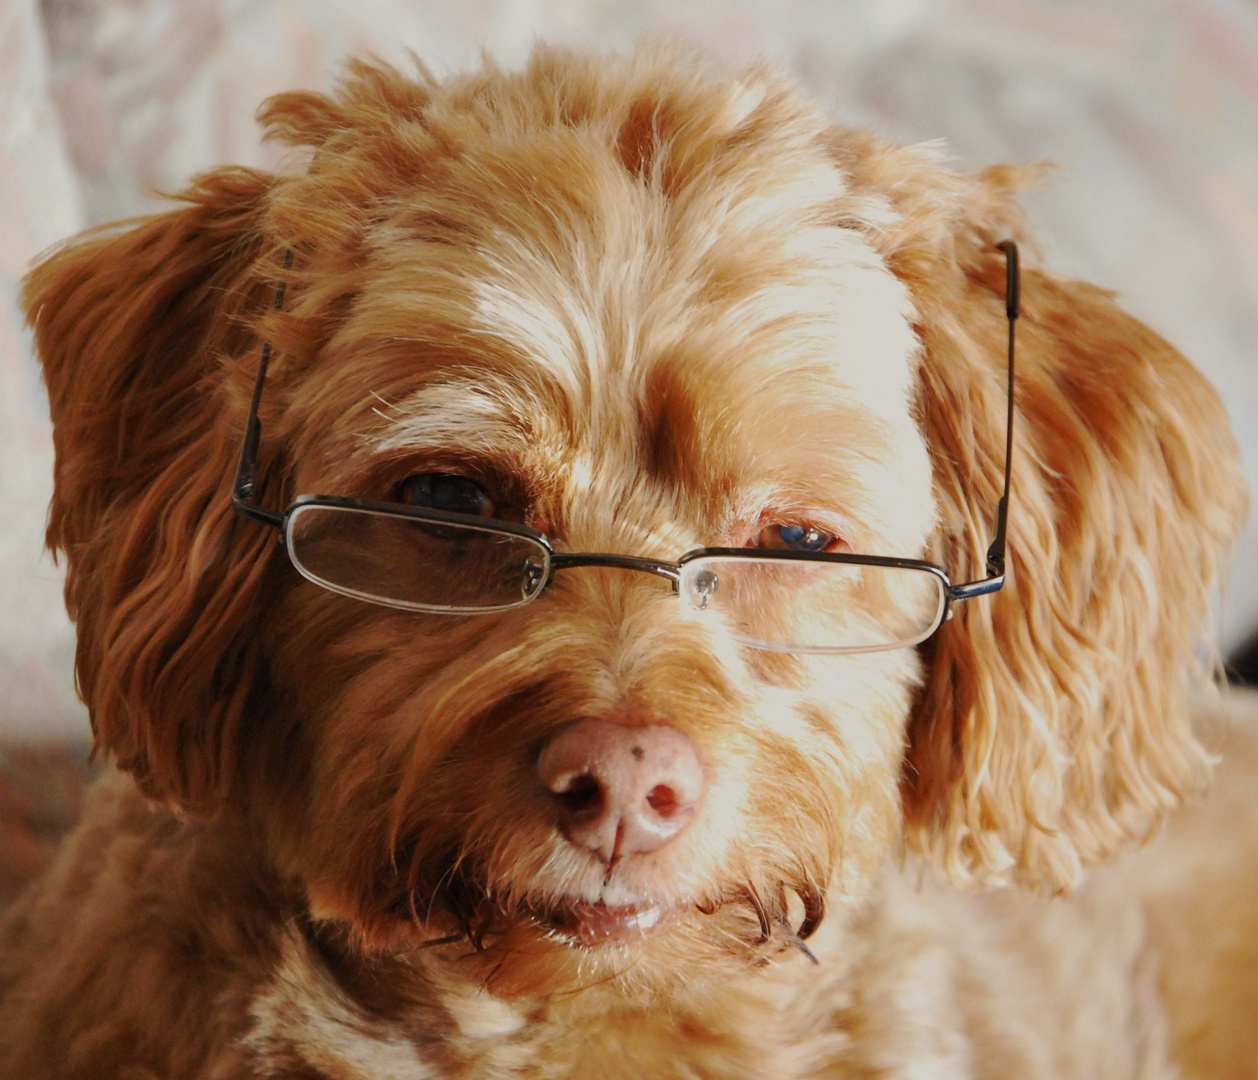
[{"x1": 547, "y1": 901, "x2": 668, "y2": 944}]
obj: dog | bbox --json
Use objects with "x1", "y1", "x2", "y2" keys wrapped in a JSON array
[{"x1": 2, "y1": 45, "x2": 1255, "y2": 1079}]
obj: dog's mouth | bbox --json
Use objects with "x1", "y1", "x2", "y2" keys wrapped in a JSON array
[
  {"x1": 412, "y1": 858, "x2": 824, "y2": 966},
  {"x1": 388, "y1": 842, "x2": 827, "y2": 967},
  {"x1": 537, "y1": 898, "x2": 671, "y2": 945}
]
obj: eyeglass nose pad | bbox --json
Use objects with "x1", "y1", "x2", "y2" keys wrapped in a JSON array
[
  {"x1": 688, "y1": 568, "x2": 720, "y2": 611},
  {"x1": 523, "y1": 558, "x2": 547, "y2": 600}
]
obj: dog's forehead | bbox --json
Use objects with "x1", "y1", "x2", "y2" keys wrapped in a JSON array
[
  {"x1": 290, "y1": 86, "x2": 932, "y2": 547},
  {"x1": 323, "y1": 125, "x2": 920, "y2": 446}
]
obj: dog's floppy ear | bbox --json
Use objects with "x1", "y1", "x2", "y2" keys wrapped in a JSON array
[
  {"x1": 19, "y1": 69, "x2": 431, "y2": 812},
  {"x1": 22, "y1": 168, "x2": 282, "y2": 811},
  {"x1": 837, "y1": 136, "x2": 1246, "y2": 892}
]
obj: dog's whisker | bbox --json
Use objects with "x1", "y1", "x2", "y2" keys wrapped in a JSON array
[
  {"x1": 742, "y1": 886, "x2": 773, "y2": 945},
  {"x1": 794, "y1": 881, "x2": 826, "y2": 942},
  {"x1": 782, "y1": 933, "x2": 820, "y2": 966},
  {"x1": 693, "y1": 889, "x2": 791, "y2": 960},
  {"x1": 417, "y1": 932, "x2": 467, "y2": 950},
  {"x1": 421, "y1": 872, "x2": 453, "y2": 927},
  {"x1": 703, "y1": 923, "x2": 751, "y2": 953}
]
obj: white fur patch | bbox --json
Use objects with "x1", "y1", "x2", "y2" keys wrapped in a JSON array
[
  {"x1": 447, "y1": 987, "x2": 529, "y2": 1039},
  {"x1": 370, "y1": 377, "x2": 531, "y2": 459},
  {"x1": 240, "y1": 930, "x2": 437, "y2": 1079}
]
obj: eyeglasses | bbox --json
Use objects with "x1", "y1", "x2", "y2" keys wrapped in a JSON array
[{"x1": 233, "y1": 243, "x2": 1019, "y2": 654}]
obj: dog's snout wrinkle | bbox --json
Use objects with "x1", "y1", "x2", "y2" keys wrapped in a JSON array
[{"x1": 537, "y1": 718, "x2": 703, "y2": 863}]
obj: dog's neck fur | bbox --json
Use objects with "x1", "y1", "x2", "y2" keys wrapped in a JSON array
[
  {"x1": 243, "y1": 923, "x2": 855, "y2": 1079},
  {"x1": 244, "y1": 876, "x2": 881, "y2": 1079}
]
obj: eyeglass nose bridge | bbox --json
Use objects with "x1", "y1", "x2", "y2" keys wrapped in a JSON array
[{"x1": 547, "y1": 551, "x2": 683, "y2": 591}]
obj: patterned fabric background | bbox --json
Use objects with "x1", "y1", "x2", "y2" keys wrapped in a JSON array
[{"x1": 2, "y1": 0, "x2": 1257, "y2": 742}]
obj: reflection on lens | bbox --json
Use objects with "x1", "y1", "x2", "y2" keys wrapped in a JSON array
[
  {"x1": 690, "y1": 568, "x2": 719, "y2": 610},
  {"x1": 679, "y1": 556, "x2": 945, "y2": 653},
  {"x1": 287, "y1": 504, "x2": 549, "y2": 612}
]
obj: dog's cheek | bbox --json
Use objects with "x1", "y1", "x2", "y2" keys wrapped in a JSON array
[
  {"x1": 262, "y1": 598, "x2": 619, "y2": 935},
  {"x1": 252, "y1": 590, "x2": 485, "y2": 896},
  {"x1": 784, "y1": 648, "x2": 923, "y2": 886}
]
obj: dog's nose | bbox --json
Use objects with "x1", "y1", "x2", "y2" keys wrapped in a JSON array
[{"x1": 537, "y1": 719, "x2": 703, "y2": 863}]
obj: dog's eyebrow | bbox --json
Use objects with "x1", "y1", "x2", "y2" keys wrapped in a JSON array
[{"x1": 363, "y1": 377, "x2": 538, "y2": 458}]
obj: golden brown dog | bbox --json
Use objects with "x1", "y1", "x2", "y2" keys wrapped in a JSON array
[{"x1": 2, "y1": 46, "x2": 1256, "y2": 1079}]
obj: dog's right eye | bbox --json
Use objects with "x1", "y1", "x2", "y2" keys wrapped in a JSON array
[
  {"x1": 750, "y1": 523, "x2": 846, "y2": 553},
  {"x1": 398, "y1": 474, "x2": 495, "y2": 518}
]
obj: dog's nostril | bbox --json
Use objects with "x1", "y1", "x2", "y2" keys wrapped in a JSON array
[
  {"x1": 554, "y1": 774, "x2": 603, "y2": 817},
  {"x1": 645, "y1": 785, "x2": 678, "y2": 817}
]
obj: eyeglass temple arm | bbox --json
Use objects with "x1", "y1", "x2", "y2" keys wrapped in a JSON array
[
  {"x1": 949, "y1": 239, "x2": 1019, "y2": 602},
  {"x1": 232, "y1": 251, "x2": 294, "y2": 530}
]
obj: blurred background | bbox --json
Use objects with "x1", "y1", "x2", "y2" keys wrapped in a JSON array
[{"x1": 2, "y1": 0, "x2": 1257, "y2": 746}]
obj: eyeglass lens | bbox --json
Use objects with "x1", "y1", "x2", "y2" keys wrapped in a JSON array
[
  {"x1": 678, "y1": 556, "x2": 946, "y2": 653},
  {"x1": 287, "y1": 504, "x2": 550, "y2": 612}
]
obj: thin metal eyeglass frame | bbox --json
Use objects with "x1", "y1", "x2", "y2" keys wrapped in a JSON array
[{"x1": 232, "y1": 242, "x2": 1020, "y2": 644}]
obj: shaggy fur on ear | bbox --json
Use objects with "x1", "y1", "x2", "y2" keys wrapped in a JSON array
[
  {"x1": 831, "y1": 140, "x2": 1247, "y2": 891},
  {"x1": 22, "y1": 170, "x2": 284, "y2": 811}
]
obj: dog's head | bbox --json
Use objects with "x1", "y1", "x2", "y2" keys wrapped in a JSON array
[{"x1": 23, "y1": 48, "x2": 1244, "y2": 993}]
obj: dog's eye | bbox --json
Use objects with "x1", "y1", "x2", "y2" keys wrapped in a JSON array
[
  {"x1": 751, "y1": 524, "x2": 844, "y2": 553},
  {"x1": 398, "y1": 474, "x2": 495, "y2": 518}
]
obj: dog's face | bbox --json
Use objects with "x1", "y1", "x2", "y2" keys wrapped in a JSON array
[
  {"x1": 23, "y1": 48, "x2": 1244, "y2": 995},
  {"x1": 268, "y1": 125, "x2": 931, "y2": 977}
]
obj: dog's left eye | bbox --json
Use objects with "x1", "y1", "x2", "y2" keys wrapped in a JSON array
[
  {"x1": 398, "y1": 473, "x2": 495, "y2": 518},
  {"x1": 751, "y1": 524, "x2": 844, "y2": 553}
]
